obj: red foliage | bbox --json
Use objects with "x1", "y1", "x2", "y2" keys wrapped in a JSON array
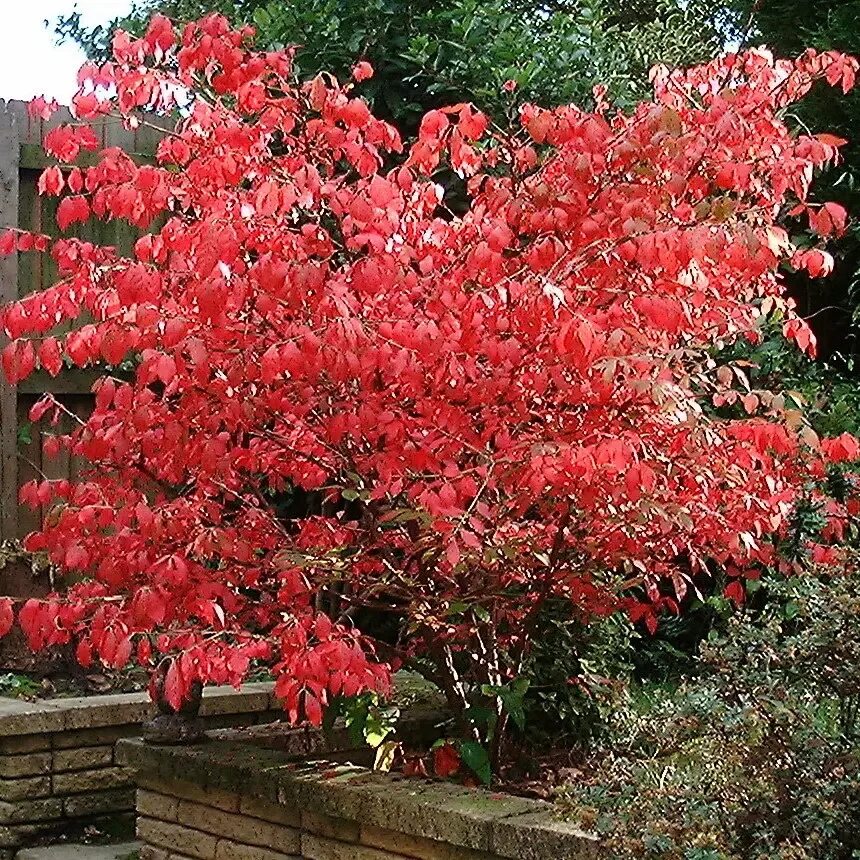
[
  {"x1": 433, "y1": 743, "x2": 461, "y2": 778},
  {"x1": 0, "y1": 18, "x2": 857, "y2": 725}
]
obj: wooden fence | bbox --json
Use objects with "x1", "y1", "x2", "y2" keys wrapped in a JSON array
[{"x1": 0, "y1": 99, "x2": 165, "y2": 545}]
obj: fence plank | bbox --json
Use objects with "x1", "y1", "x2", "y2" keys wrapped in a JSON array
[
  {"x1": 16, "y1": 394, "x2": 43, "y2": 537},
  {"x1": 0, "y1": 101, "x2": 166, "y2": 542},
  {"x1": 0, "y1": 103, "x2": 20, "y2": 541}
]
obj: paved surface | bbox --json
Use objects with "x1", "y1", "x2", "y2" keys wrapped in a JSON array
[{"x1": 16, "y1": 843, "x2": 139, "y2": 860}]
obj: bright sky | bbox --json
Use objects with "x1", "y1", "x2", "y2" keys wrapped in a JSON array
[{"x1": 0, "y1": 2, "x2": 133, "y2": 104}]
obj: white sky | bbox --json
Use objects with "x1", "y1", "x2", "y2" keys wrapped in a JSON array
[{"x1": 0, "y1": 2, "x2": 133, "y2": 104}]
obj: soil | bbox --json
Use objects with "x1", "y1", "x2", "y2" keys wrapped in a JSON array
[
  {"x1": 494, "y1": 747, "x2": 588, "y2": 800},
  {"x1": 0, "y1": 666, "x2": 150, "y2": 701}
]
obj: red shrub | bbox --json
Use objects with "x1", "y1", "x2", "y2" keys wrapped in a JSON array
[{"x1": 1, "y1": 17, "x2": 857, "y2": 737}]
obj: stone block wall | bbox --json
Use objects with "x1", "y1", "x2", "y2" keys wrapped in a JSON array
[
  {"x1": 119, "y1": 732, "x2": 600, "y2": 860},
  {"x1": 0, "y1": 683, "x2": 278, "y2": 856},
  {"x1": 137, "y1": 777, "x2": 303, "y2": 860}
]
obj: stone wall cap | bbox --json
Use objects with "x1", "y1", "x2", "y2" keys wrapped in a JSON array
[
  {"x1": 0, "y1": 683, "x2": 275, "y2": 736},
  {"x1": 0, "y1": 698, "x2": 67, "y2": 736}
]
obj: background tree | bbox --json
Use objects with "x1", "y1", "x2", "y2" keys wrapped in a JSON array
[{"x1": 55, "y1": 0, "x2": 733, "y2": 131}]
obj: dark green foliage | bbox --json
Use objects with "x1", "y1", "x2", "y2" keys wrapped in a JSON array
[
  {"x1": 55, "y1": 1, "x2": 727, "y2": 131},
  {"x1": 560, "y1": 571, "x2": 860, "y2": 859},
  {"x1": 729, "y1": 332, "x2": 860, "y2": 438},
  {"x1": 518, "y1": 603, "x2": 635, "y2": 747},
  {"x1": 732, "y1": 1, "x2": 860, "y2": 362}
]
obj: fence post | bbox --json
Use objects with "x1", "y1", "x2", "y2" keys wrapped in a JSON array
[{"x1": 0, "y1": 103, "x2": 19, "y2": 541}]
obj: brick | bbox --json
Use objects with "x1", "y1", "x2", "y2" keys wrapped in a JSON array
[
  {"x1": 0, "y1": 753, "x2": 51, "y2": 778},
  {"x1": 361, "y1": 824, "x2": 499, "y2": 860},
  {"x1": 52, "y1": 767, "x2": 129, "y2": 795},
  {"x1": 199, "y1": 683, "x2": 272, "y2": 716},
  {"x1": 17, "y1": 840, "x2": 142, "y2": 859},
  {"x1": 238, "y1": 794, "x2": 300, "y2": 827},
  {"x1": 0, "y1": 822, "x2": 61, "y2": 848},
  {"x1": 0, "y1": 797, "x2": 62, "y2": 824},
  {"x1": 137, "y1": 789, "x2": 180, "y2": 822},
  {"x1": 213, "y1": 840, "x2": 301, "y2": 860},
  {"x1": 41, "y1": 684, "x2": 275, "y2": 736},
  {"x1": 275, "y1": 768, "x2": 386, "y2": 823},
  {"x1": 137, "y1": 776, "x2": 240, "y2": 813},
  {"x1": 176, "y1": 799, "x2": 301, "y2": 853},
  {"x1": 141, "y1": 854, "x2": 198, "y2": 860},
  {"x1": 199, "y1": 713, "x2": 260, "y2": 731},
  {"x1": 139, "y1": 848, "x2": 171, "y2": 860},
  {"x1": 52, "y1": 725, "x2": 136, "y2": 749},
  {"x1": 0, "y1": 776, "x2": 51, "y2": 801},
  {"x1": 53, "y1": 745, "x2": 114, "y2": 772},
  {"x1": 301, "y1": 834, "x2": 404, "y2": 860},
  {"x1": 63, "y1": 787, "x2": 135, "y2": 817},
  {"x1": 0, "y1": 736, "x2": 49, "y2": 755},
  {"x1": 301, "y1": 811, "x2": 359, "y2": 842},
  {"x1": 117, "y1": 738, "x2": 291, "y2": 806},
  {"x1": 254, "y1": 710, "x2": 285, "y2": 725},
  {"x1": 137, "y1": 817, "x2": 219, "y2": 860}
]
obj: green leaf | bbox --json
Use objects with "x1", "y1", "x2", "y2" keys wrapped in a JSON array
[
  {"x1": 253, "y1": 7, "x2": 272, "y2": 29},
  {"x1": 482, "y1": 679, "x2": 529, "y2": 732},
  {"x1": 365, "y1": 724, "x2": 392, "y2": 748},
  {"x1": 464, "y1": 703, "x2": 494, "y2": 732},
  {"x1": 364, "y1": 705, "x2": 398, "y2": 748},
  {"x1": 459, "y1": 740, "x2": 492, "y2": 785},
  {"x1": 342, "y1": 696, "x2": 370, "y2": 746},
  {"x1": 473, "y1": 605, "x2": 491, "y2": 623},
  {"x1": 510, "y1": 677, "x2": 530, "y2": 697}
]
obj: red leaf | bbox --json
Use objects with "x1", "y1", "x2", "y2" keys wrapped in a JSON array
[
  {"x1": 724, "y1": 580, "x2": 746, "y2": 606},
  {"x1": 28, "y1": 96, "x2": 60, "y2": 121},
  {"x1": 2, "y1": 340, "x2": 36, "y2": 384},
  {"x1": 37, "y1": 167, "x2": 64, "y2": 197},
  {"x1": 352, "y1": 61, "x2": 374, "y2": 83},
  {"x1": 164, "y1": 661, "x2": 185, "y2": 712},
  {"x1": 56, "y1": 196, "x2": 90, "y2": 232},
  {"x1": 304, "y1": 690, "x2": 323, "y2": 726},
  {"x1": 156, "y1": 354, "x2": 176, "y2": 384},
  {"x1": 816, "y1": 133, "x2": 848, "y2": 147},
  {"x1": 0, "y1": 599, "x2": 14, "y2": 638},
  {"x1": 38, "y1": 338, "x2": 63, "y2": 376},
  {"x1": 433, "y1": 743, "x2": 461, "y2": 778},
  {"x1": 403, "y1": 756, "x2": 429, "y2": 778}
]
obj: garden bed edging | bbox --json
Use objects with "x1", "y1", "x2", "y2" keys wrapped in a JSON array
[
  {"x1": 117, "y1": 726, "x2": 599, "y2": 860},
  {"x1": 0, "y1": 682, "x2": 279, "y2": 855}
]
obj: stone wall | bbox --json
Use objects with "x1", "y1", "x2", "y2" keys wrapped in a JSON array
[
  {"x1": 0, "y1": 683, "x2": 278, "y2": 856},
  {"x1": 118, "y1": 730, "x2": 599, "y2": 860}
]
